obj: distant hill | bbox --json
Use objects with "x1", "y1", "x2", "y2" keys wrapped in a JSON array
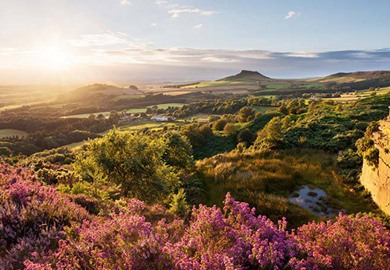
[
  {"x1": 220, "y1": 70, "x2": 272, "y2": 82},
  {"x1": 58, "y1": 84, "x2": 144, "y2": 103},
  {"x1": 319, "y1": 70, "x2": 390, "y2": 83}
]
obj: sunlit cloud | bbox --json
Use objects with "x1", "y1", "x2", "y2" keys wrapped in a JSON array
[
  {"x1": 193, "y1": 24, "x2": 203, "y2": 30},
  {"x1": 285, "y1": 11, "x2": 301, "y2": 20},
  {"x1": 120, "y1": 0, "x2": 131, "y2": 5},
  {"x1": 67, "y1": 32, "x2": 152, "y2": 50},
  {"x1": 155, "y1": 0, "x2": 178, "y2": 9},
  {"x1": 155, "y1": 0, "x2": 168, "y2": 6},
  {"x1": 1, "y1": 45, "x2": 389, "y2": 83},
  {"x1": 68, "y1": 32, "x2": 130, "y2": 47},
  {"x1": 169, "y1": 8, "x2": 218, "y2": 18},
  {"x1": 286, "y1": 52, "x2": 318, "y2": 58},
  {"x1": 201, "y1": 56, "x2": 238, "y2": 63},
  {"x1": 0, "y1": 48, "x2": 17, "y2": 56}
]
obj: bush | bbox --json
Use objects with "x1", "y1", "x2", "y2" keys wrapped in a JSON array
[
  {"x1": 0, "y1": 162, "x2": 89, "y2": 269},
  {"x1": 213, "y1": 119, "x2": 227, "y2": 131}
]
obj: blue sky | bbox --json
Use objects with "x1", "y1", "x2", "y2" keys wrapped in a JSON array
[{"x1": 0, "y1": 0, "x2": 389, "y2": 84}]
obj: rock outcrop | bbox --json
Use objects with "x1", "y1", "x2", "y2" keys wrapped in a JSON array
[{"x1": 360, "y1": 110, "x2": 390, "y2": 215}]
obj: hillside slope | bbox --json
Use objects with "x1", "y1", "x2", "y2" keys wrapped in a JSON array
[
  {"x1": 58, "y1": 84, "x2": 144, "y2": 102},
  {"x1": 220, "y1": 70, "x2": 272, "y2": 82}
]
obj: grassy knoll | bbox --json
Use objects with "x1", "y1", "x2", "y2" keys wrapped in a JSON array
[
  {"x1": 196, "y1": 149, "x2": 379, "y2": 228},
  {"x1": 0, "y1": 129, "x2": 28, "y2": 139}
]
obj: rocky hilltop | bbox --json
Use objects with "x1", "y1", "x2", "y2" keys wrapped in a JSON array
[{"x1": 360, "y1": 109, "x2": 390, "y2": 215}]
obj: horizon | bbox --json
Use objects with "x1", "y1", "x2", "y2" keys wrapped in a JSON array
[{"x1": 1, "y1": 0, "x2": 390, "y2": 85}]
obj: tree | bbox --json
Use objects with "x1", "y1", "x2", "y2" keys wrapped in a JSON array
[
  {"x1": 109, "y1": 111, "x2": 119, "y2": 124},
  {"x1": 162, "y1": 131, "x2": 194, "y2": 169},
  {"x1": 213, "y1": 119, "x2": 227, "y2": 131},
  {"x1": 169, "y1": 188, "x2": 189, "y2": 217},
  {"x1": 96, "y1": 114, "x2": 105, "y2": 121},
  {"x1": 238, "y1": 106, "x2": 256, "y2": 122},
  {"x1": 237, "y1": 128, "x2": 256, "y2": 147},
  {"x1": 74, "y1": 129, "x2": 180, "y2": 203},
  {"x1": 223, "y1": 123, "x2": 236, "y2": 136},
  {"x1": 264, "y1": 116, "x2": 283, "y2": 142}
]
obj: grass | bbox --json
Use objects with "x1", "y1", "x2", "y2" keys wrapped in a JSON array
[
  {"x1": 150, "y1": 103, "x2": 186, "y2": 109},
  {"x1": 0, "y1": 129, "x2": 28, "y2": 139},
  {"x1": 196, "y1": 148, "x2": 380, "y2": 228},
  {"x1": 265, "y1": 82, "x2": 291, "y2": 89},
  {"x1": 62, "y1": 111, "x2": 112, "y2": 119},
  {"x1": 101, "y1": 120, "x2": 183, "y2": 135},
  {"x1": 301, "y1": 83, "x2": 325, "y2": 89},
  {"x1": 184, "y1": 113, "x2": 220, "y2": 123},
  {"x1": 0, "y1": 105, "x2": 22, "y2": 112},
  {"x1": 324, "y1": 87, "x2": 390, "y2": 102},
  {"x1": 112, "y1": 94, "x2": 144, "y2": 102}
]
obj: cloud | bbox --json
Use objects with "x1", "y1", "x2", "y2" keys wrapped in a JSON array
[
  {"x1": 0, "y1": 48, "x2": 17, "y2": 56},
  {"x1": 286, "y1": 52, "x2": 318, "y2": 58},
  {"x1": 155, "y1": 0, "x2": 168, "y2": 6},
  {"x1": 155, "y1": 0, "x2": 178, "y2": 9},
  {"x1": 2, "y1": 46, "x2": 390, "y2": 83},
  {"x1": 68, "y1": 32, "x2": 132, "y2": 47},
  {"x1": 193, "y1": 24, "x2": 203, "y2": 30},
  {"x1": 120, "y1": 0, "x2": 130, "y2": 5},
  {"x1": 169, "y1": 8, "x2": 218, "y2": 18},
  {"x1": 285, "y1": 11, "x2": 301, "y2": 20}
]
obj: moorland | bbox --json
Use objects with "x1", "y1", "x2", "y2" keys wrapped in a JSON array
[{"x1": 1, "y1": 70, "x2": 390, "y2": 269}]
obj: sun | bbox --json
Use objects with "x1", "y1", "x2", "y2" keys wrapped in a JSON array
[{"x1": 31, "y1": 45, "x2": 74, "y2": 71}]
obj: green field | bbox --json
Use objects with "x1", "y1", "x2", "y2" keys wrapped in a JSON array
[
  {"x1": 184, "y1": 113, "x2": 220, "y2": 123},
  {"x1": 62, "y1": 111, "x2": 112, "y2": 119},
  {"x1": 265, "y1": 82, "x2": 291, "y2": 89},
  {"x1": 301, "y1": 83, "x2": 325, "y2": 89},
  {"x1": 324, "y1": 87, "x2": 390, "y2": 102},
  {"x1": 63, "y1": 109, "x2": 146, "y2": 118},
  {"x1": 150, "y1": 103, "x2": 186, "y2": 109},
  {"x1": 62, "y1": 103, "x2": 186, "y2": 119},
  {"x1": 0, "y1": 129, "x2": 28, "y2": 139}
]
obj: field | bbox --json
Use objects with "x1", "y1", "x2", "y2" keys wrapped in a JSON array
[
  {"x1": 111, "y1": 94, "x2": 145, "y2": 102},
  {"x1": 0, "y1": 129, "x2": 28, "y2": 139},
  {"x1": 151, "y1": 103, "x2": 186, "y2": 109},
  {"x1": 0, "y1": 85, "x2": 68, "y2": 109},
  {"x1": 62, "y1": 103, "x2": 186, "y2": 119},
  {"x1": 181, "y1": 80, "x2": 254, "y2": 89},
  {"x1": 184, "y1": 113, "x2": 219, "y2": 123},
  {"x1": 61, "y1": 111, "x2": 113, "y2": 119},
  {"x1": 265, "y1": 82, "x2": 291, "y2": 89},
  {"x1": 324, "y1": 87, "x2": 390, "y2": 102}
]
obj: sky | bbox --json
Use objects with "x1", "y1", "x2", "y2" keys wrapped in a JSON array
[{"x1": 0, "y1": 0, "x2": 389, "y2": 84}]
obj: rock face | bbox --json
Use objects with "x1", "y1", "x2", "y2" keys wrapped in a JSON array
[{"x1": 360, "y1": 113, "x2": 390, "y2": 215}]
